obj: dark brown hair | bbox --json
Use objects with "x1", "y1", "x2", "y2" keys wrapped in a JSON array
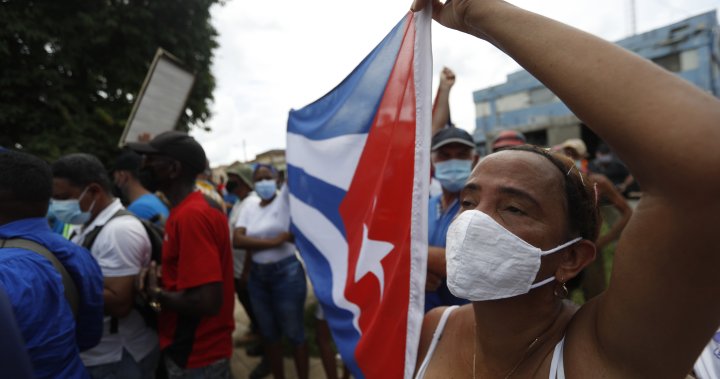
[{"x1": 505, "y1": 145, "x2": 601, "y2": 242}]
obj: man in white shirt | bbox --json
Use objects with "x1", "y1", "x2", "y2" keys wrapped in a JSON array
[{"x1": 52, "y1": 153, "x2": 159, "y2": 379}]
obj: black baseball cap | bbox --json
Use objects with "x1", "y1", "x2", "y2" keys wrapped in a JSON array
[
  {"x1": 431, "y1": 127, "x2": 475, "y2": 151},
  {"x1": 112, "y1": 149, "x2": 142, "y2": 173},
  {"x1": 127, "y1": 131, "x2": 207, "y2": 175}
]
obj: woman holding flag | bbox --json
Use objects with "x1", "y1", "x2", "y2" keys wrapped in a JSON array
[{"x1": 411, "y1": 0, "x2": 720, "y2": 378}]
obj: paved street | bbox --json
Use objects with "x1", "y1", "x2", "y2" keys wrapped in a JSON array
[{"x1": 230, "y1": 284, "x2": 334, "y2": 379}]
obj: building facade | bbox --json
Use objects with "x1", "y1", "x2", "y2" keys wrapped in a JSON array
[
  {"x1": 472, "y1": 11, "x2": 719, "y2": 156},
  {"x1": 251, "y1": 149, "x2": 286, "y2": 171},
  {"x1": 214, "y1": 149, "x2": 287, "y2": 185}
]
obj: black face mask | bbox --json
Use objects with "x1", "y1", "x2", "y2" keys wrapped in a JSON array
[
  {"x1": 226, "y1": 180, "x2": 239, "y2": 194},
  {"x1": 112, "y1": 184, "x2": 128, "y2": 205},
  {"x1": 138, "y1": 167, "x2": 160, "y2": 193}
]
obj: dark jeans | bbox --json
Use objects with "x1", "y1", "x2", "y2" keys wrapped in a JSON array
[{"x1": 248, "y1": 255, "x2": 307, "y2": 345}]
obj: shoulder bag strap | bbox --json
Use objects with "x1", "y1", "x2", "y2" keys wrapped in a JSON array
[{"x1": 0, "y1": 238, "x2": 79, "y2": 317}]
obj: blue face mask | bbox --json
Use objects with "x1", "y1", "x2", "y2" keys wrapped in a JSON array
[
  {"x1": 254, "y1": 179, "x2": 277, "y2": 200},
  {"x1": 49, "y1": 187, "x2": 95, "y2": 225},
  {"x1": 434, "y1": 159, "x2": 472, "y2": 193}
]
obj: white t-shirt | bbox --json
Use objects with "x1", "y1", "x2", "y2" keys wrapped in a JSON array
[
  {"x1": 229, "y1": 192, "x2": 258, "y2": 278},
  {"x1": 72, "y1": 199, "x2": 158, "y2": 366},
  {"x1": 235, "y1": 189, "x2": 295, "y2": 264}
]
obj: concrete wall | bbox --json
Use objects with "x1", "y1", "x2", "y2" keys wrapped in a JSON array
[{"x1": 472, "y1": 10, "x2": 719, "y2": 155}]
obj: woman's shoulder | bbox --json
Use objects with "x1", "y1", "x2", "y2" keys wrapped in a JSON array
[
  {"x1": 419, "y1": 307, "x2": 449, "y2": 345},
  {"x1": 418, "y1": 305, "x2": 470, "y2": 358},
  {"x1": 416, "y1": 305, "x2": 473, "y2": 378}
]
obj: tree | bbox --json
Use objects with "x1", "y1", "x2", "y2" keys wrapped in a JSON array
[{"x1": 0, "y1": 0, "x2": 222, "y2": 164}]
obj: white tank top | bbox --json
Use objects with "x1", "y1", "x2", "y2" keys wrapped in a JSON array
[{"x1": 415, "y1": 306, "x2": 566, "y2": 379}]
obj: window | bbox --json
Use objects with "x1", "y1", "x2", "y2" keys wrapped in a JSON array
[
  {"x1": 496, "y1": 92, "x2": 529, "y2": 113},
  {"x1": 680, "y1": 49, "x2": 700, "y2": 71},
  {"x1": 653, "y1": 53, "x2": 681, "y2": 72},
  {"x1": 528, "y1": 87, "x2": 557, "y2": 105},
  {"x1": 475, "y1": 101, "x2": 492, "y2": 117}
]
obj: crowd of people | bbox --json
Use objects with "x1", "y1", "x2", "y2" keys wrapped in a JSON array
[
  {"x1": 0, "y1": 0, "x2": 719, "y2": 378},
  {"x1": 0, "y1": 130, "x2": 341, "y2": 379}
]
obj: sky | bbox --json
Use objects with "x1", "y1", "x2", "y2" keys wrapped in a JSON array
[{"x1": 190, "y1": 0, "x2": 719, "y2": 167}]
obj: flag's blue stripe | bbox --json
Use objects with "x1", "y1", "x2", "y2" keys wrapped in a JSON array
[
  {"x1": 287, "y1": 164, "x2": 347, "y2": 237},
  {"x1": 287, "y1": 16, "x2": 408, "y2": 140},
  {"x1": 290, "y1": 226, "x2": 364, "y2": 379}
]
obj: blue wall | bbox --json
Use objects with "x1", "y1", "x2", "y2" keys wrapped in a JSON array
[{"x1": 472, "y1": 10, "x2": 719, "y2": 142}]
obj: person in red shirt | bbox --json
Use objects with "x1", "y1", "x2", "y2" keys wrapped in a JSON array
[{"x1": 130, "y1": 131, "x2": 235, "y2": 378}]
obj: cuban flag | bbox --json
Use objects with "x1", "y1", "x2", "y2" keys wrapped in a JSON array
[{"x1": 286, "y1": 7, "x2": 431, "y2": 379}]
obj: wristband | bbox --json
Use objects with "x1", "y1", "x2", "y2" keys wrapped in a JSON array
[{"x1": 149, "y1": 287, "x2": 163, "y2": 312}]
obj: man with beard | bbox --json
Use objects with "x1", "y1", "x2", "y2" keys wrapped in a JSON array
[
  {"x1": 130, "y1": 131, "x2": 235, "y2": 378},
  {"x1": 112, "y1": 149, "x2": 169, "y2": 225}
]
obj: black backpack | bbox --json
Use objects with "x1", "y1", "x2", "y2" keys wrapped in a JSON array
[{"x1": 83, "y1": 209, "x2": 164, "y2": 332}]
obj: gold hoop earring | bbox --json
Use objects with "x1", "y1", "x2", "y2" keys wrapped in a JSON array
[{"x1": 554, "y1": 277, "x2": 568, "y2": 298}]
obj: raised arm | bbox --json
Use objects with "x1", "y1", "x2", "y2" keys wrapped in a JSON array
[
  {"x1": 413, "y1": 0, "x2": 720, "y2": 376},
  {"x1": 590, "y1": 173, "x2": 632, "y2": 251},
  {"x1": 431, "y1": 67, "x2": 455, "y2": 135}
]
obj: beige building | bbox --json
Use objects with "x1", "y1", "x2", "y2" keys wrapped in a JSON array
[{"x1": 211, "y1": 149, "x2": 286, "y2": 184}]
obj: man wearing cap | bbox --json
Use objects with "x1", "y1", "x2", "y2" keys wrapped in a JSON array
[
  {"x1": 491, "y1": 130, "x2": 527, "y2": 152},
  {"x1": 129, "y1": 131, "x2": 235, "y2": 378},
  {"x1": 426, "y1": 127, "x2": 478, "y2": 312},
  {"x1": 51, "y1": 153, "x2": 158, "y2": 378},
  {"x1": 560, "y1": 138, "x2": 590, "y2": 173},
  {"x1": 112, "y1": 149, "x2": 169, "y2": 225}
]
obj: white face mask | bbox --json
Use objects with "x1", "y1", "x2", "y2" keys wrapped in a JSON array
[{"x1": 446, "y1": 210, "x2": 582, "y2": 301}]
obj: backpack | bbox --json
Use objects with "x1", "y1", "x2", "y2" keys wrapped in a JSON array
[{"x1": 82, "y1": 209, "x2": 164, "y2": 332}]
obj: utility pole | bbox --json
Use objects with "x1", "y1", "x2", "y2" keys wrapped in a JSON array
[
  {"x1": 242, "y1": 139, "x2": 248, "y2": 163},
  {"x1": 629, "y1": 0, "x2": 637, "y2": 36}
]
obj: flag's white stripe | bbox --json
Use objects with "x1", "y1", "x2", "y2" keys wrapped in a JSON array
[
  {"x1": 286, "y1": 132, "x2": 368, "y2": 191},
  {"x1": 289, "y1": 192, "x2": 362, "y2": 334},
  {"x1": 405, "y1": 8, "x2": 432, "y2": 379}
]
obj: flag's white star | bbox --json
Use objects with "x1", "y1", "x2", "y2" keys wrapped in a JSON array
[{"x1": 354, "y1": 224, "x2": 394, "y2": 301}]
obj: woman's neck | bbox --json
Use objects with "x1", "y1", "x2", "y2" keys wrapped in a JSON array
[{"x1": 472, "y1": 291, "x2": 573, "y2": 377}]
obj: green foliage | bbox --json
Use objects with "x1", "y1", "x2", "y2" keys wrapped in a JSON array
[{"x1": 0, "y1": 0, "x2": 222, "y2": 164}]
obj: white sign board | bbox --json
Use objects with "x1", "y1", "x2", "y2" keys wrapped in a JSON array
[{"x1": 119, "y1": 48, "x2": 195, "y2": 146}]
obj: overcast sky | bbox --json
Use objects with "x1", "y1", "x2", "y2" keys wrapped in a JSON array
[{"x1": 190, "y1": 0, "x2": 719, "y2": 167}]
